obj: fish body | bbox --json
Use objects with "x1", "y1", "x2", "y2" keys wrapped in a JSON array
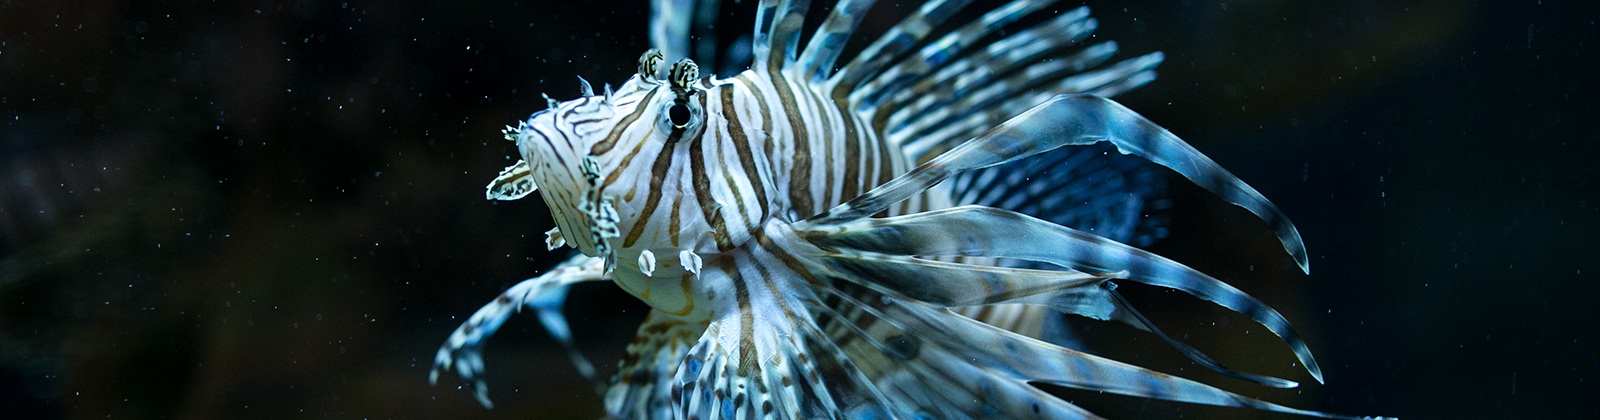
[{"x1": 433, "y1": 0, "x2": 1393, "y2": 419}]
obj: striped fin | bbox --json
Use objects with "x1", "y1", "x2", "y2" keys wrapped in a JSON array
[
  {"x1": 882, "y1": 17, "x2": 1104, "y2": 141},
  {"x1": 863, "y1": 289, "x2": 1394, "y2": 420},
  {"x1": 604, "y1": 312, "x2": 706, "y2": 419},
  {"x1": 829, "y1": 0, "x2": 975, "y2": 92},
  {"x1": 807, "y1": 94, "x2": 1310, "y2": 275},
  {"x1": 795, "y1": 0, "x2": 878, "y2": 83},
  {"x1": 753, "y1": 0, "x2": 811, "y2": 74},
  {"x1": 900, "y1": 52, "x2": 1165, "y2": 159},
  {"x1": 851, "y1": 0, "x2": 1063, "y2": 112},
  {"x1": 818, "y1": 249, "x2": 1114, "y2": 313},
  {"x1": 948, "y1": 141, "x2": 1170, "y2": 247},
  {"x1": 818, "y1": 249, "x2": 1299, "y2": 388},
  {"x1": 811, "y1": 281, "x2": 1371, "y2": 419},
  {"x1": 485, "y1": 159, "x2": 538, "y2": 201},
  {"x1": 803, "y1": 205, "x2": 1325, "y2": 384},
  {"x1": 806, "y1": 284, "x2": 1109, "y2": 419},
  {"x1": 669, "y1": 308, "x2": 897, "y2": 419},
  {"x1": 429, "y1": 255, "x2": 607, "y2": 408}
]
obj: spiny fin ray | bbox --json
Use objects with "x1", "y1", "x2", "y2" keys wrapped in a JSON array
[{"x1": 809, "y1": 94, "x2": 1310, "y2": 274}]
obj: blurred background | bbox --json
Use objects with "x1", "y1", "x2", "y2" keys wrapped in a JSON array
[{"x1": 1, "y1": 0, "x2": 1595, "y2": 418}]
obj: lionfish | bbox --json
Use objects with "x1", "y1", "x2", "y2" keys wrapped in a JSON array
[{"x1": 431, "y1": 0, "x2": 1391, "y2": 418}]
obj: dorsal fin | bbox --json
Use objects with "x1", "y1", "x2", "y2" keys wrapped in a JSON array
[
  {"x1": 753, "y1": 0, "x2": 812, "y2": 74},
  {"x1": 796, "y1": 0, "x2": 878, "y2": 82},
  {"x1": 850, "y1": 0, "x2": 1057, "y2": 113},
  {"x1": 828, "y1": 0, "x2": 974, "y2": 94}
]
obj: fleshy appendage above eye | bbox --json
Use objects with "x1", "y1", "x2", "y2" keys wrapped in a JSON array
[
  {"x1": 638, "y1": 49, "x2": 664, "y2": 82},
  {"x1": 654, "y1": 58, "x2": 704, "y2": 140}
]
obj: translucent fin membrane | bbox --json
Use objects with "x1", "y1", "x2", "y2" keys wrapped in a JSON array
[
  {"x1": 796, "y1": 0, "x2": 879, "y2": 82},
  {"x1": 947, "y1": 141, "x2": 1170, "y2": 247},
  {"x1": 603, "y1": 312, "x2": 704, "y2": 419},
  {"x1": 821, "y1": 250, "x2": 1300, "y2": 388},
  {"x1": 830, "y1": 0, "x2": 975, "y2": 92},
  {"x1": 877, "y1": 292, "x2": 1390, "y2": 420},
  {"x1": 805, "y1": 205, "x2": 1324, "y2": 384},
  {"x1": 429, "y1": 255, "x2": 607, "y2": 408},
  {"x1": 808, "y1": 285, "x2": 1109, "y2": 419},
  {"x1": 812, "y1": 279, "x2": 1388, "y2": 419},
  {"x1": 810, "y1": 94, "x2": 1310, "y2": 274},
  {"x1": 850, "y1": 0, "x2": 1062, "y2": 112},
  {"x1": 901, "y1": 52, "x2": 1165, "y2": 160},
  {"x1": 881, "y1": 13, "x2": 1102, "y2": 134}
]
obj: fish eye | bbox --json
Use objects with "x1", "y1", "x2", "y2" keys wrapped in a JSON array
[{"x1": 668, "y1": 102, "x2": 691, "y2": 128}]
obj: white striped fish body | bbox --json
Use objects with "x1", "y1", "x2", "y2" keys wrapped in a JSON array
[
  {"x1": 434, "y1": 1, "x2": 1395, "y2": 419},
  {"x1": 517, "y1": 63, "x2": 950, "y2": 322}
]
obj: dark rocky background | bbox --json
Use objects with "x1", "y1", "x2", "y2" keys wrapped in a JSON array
[{"x1": 1, "y1": 0, "x2": 1595, "y2": 418}]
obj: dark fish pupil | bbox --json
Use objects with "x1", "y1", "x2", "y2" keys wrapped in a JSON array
[{"x1": 668, "y1": 103, "x2": 691, "y2": 127}]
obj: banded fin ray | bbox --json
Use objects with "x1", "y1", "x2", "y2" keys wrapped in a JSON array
[
  {"x1": 795, "y1": 0, "x2": 878, "y2": 82},
  {"x1": 805, "y1": 284, "x2": 1108, "y2": 419},
  {"x1": 753, "y1": 0, "x2": 812, "y2": 73},
  {"x1": 429, "y1": 254, "x2": 607, "y2": 408},
  {"x1": 604, "y1": 312, "x2": 707, "y2": 419},
  {"x1": 829, "y1": 0, "x2": 974, "y2": 93},
  {"x1": 880, "y1": 15, "x2": 1102, "y2": 134},
  {"x1": 818, "y1": 250, "x2": 1301, "y2": 388},
  {"x1": 803, "y1": 205, "x2": 1325, "y2": 384},
  {"x1": 851, "y1": 0, "x2": 1063, "y2": 113},
  {"x1": 808, "y1": 93, "x2": 1310, "y2": 275},
  {"x1": 902, "y1": 52, "x2": 1165, "y2": 160},
  {"x1": 860, "y1": 285, "x2": 1393, "y2": 420},
  {"x1": 669, "y1": 301, "x2": 897, "y2": 419}
]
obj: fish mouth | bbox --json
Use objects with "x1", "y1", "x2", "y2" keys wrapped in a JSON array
[{"x1": 513, "y1": 121, "x2": 604, "y2": 257}]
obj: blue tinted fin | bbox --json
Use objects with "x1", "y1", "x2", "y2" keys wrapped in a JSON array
[
  {"x1": 804, "y1": 206, "x2": 1324, "y2": 384},
  {"x1": 795, "y1": 0, "x2": 878, "y2": 82},
  {"x1": 429, "y1": 255, "x2": 607, "y2": 408},
  {"x1": 754, "y1": 0, "x2": 811, "y2": 73},
  {"x1": 851, "y1": 0, "x2": 1065, "y2": 112},
  {"x1": 829, "y1": 0, "x2": 974, "y2": 92},
  {"x1": 808, "y1": 94, "x2": 1309, "y2": 274},
  {"x1": 603, "y1": 311, "x2": 706, "y2": 419},
  {"x1": 948, "y1": 141, "x2": 1170, "y2": 247}
]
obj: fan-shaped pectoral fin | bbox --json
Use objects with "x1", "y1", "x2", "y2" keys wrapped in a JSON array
[
  {"x1": 816, "y1": 249, "x2": 1300, "y2": 388},
  {"x1": 603, "y1": 311, "x2": 706, "y2": 419},
  {"x1": 485, "y1": 159, "x2": 537, "y2": 201},
  {"x1": 871, "y1": 293, "x2": 1394, "y2": 420},
  {"x1": 430, "y1": 254, "x2": 607, "y2": 408},
  {"x1": 666, "y1": 254, "x2": 898, "y2": 420},
  {"x1": 803, "y1": 206, "x2": 1325, "y2": 384}
]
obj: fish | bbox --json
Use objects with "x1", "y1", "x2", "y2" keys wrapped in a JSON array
[{"x1": 431, "y1": 0, "x2": 1394, "y2": 418}]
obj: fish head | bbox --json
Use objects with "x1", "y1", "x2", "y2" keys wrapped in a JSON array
[{"x1": 513, "y1": 49, "x2": 715, "y2": 261}]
